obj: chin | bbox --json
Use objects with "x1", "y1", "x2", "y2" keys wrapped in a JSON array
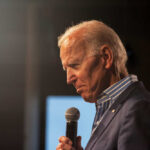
[{"x1": 82, "y1": 94, "x2": 97, "y2": 103}]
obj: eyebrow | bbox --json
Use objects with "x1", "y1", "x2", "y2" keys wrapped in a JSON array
[
  {"x1": 62, "y1": 60, "x2": 80, "y2": 71},
  {"x1": 63, "y1": 67, "x2": 66, "y2": 71},
  {"x1": 62, "y1": 64, "x2": 66, "y2": 71}
]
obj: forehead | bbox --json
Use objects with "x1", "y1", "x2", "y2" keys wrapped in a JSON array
[{"x1": 60, "y1": 42, "x2": 88, "y2": 62}]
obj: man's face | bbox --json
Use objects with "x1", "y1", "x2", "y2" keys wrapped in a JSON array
[{"x1": 60, "y1": 44, "x2": 108, "y2": 103}]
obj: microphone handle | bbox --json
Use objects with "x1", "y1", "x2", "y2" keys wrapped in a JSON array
[{"x1": 66, "y1": 121, "x2": 77, "y2": 148}]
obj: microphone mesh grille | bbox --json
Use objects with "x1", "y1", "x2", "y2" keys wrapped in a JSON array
[{"x1": 65, "y1": 107, "x2": 80, "y2": 121}]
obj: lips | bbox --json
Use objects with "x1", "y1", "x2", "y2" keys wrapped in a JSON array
[{"x1": 76, "y1": 85, "x2": 84, "y2": 94}]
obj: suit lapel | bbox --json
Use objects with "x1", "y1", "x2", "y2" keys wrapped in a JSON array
[
  {"x1": 85, "y1": 82, "x2": 141, "y2": 150},
  {"x1": 85, "y1": 104, "x2": 122, "y2": 150}
]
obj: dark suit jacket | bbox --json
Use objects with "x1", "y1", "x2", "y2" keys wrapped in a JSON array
[{"x1": 85, "y1": 81, "x2": 150, "y2": 150}]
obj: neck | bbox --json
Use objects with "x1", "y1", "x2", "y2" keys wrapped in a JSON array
[
  {"x1": 110, "y1": 73, "x2": 121, "y2": 86},
  {"x1": 93, "y1": 72, "x2": 121, "y2": 103},
  {"x1": 110, "y1": 71, "x2": 128, "y2": 87}
]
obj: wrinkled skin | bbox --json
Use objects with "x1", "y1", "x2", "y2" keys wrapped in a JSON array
[
  {"x1": 56, "y1": 136, "x2": 83, "y2": 150},
  {"x1": 60, "y1": 44, "x2": 113, "y2": 103},
  {"x1": 57, "y1": 42, "x2": 117, "y2": 150}
]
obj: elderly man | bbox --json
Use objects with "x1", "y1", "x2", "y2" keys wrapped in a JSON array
[{"x1": 56, "y1": 20, "x2": 150, "y2": 150}]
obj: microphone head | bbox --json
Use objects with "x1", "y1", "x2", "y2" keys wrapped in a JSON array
[{"x1": 65, "y1": 107, "x2": 80, "y2": 122}]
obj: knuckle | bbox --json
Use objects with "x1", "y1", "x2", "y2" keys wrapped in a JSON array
[
  {"x1": 59, "y1": 136, "x2": 65, "y2": 142},
  {"x1": 56, "y1": 143, "x2": 62, "y2": 149},
  {"x1": 68, "y1": 140, "x2": 72, "y2": 145}
]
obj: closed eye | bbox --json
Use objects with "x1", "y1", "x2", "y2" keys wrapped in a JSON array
[
  {"x1": 69, "y1": 64, "x2": 79, "y2": 69},
  {"x1": 63, "y1": 64, "x2": 80, "y2": 72}
]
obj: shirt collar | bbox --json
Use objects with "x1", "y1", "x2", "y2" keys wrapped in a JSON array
[{"x1": 96, "y1": 74, "x2": 138, "y2": 105}]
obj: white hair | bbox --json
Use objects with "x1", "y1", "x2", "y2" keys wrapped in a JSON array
[{"x1": 58, "y1": 20, "x2": 128, "y2": 77}]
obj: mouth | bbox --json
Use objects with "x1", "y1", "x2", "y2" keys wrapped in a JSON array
[{"x1": 76, "y1": 85, "x2": 84, "y2": 94}]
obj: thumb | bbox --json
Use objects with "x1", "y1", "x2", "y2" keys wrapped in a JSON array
[{"x1": 76, "y1": 136, "x2": 83, "y2": 150}]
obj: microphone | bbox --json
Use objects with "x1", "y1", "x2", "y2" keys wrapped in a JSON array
[{"x1": 65, "y1": 107, "x2": 80, "y2": 148}]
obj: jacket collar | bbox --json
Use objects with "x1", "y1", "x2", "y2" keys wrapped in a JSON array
[{"x1": 85, "y1": 81, "x2": 143, "y2": 150}]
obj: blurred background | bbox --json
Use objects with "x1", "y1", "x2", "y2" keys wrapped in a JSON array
[{"x1": 0, "y1": 0, "x2": 150, "y2": 150}]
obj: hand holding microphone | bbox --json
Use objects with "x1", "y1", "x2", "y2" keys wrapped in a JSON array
[{"x1": 56, "y1": 107, "x2": 83, "y2": 150}]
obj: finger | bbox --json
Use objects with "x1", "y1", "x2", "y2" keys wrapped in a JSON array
[
  {"x1": 68, "y1": 139, "x2": 72, "y2": 145},
  {"x1": 59, "y1": 136, "x2": 72, "y2": 145},
  {"x1": 56, "y1": 143, "x2": 63, "y2": 150},
  {"x1": 63, "y1": 143, "x2": 72, "y2": 150},
  {"x1": 56, "y1": 142, "x2": 72, "y2": 150},
  {"x1": 77, "y1": 136, "x2": 81, "y2": 145},
  {"x1": 77, "y1": 136, "x2": 83, "y2": 150}
]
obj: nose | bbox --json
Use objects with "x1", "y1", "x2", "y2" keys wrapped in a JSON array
[{"x1": 66, "y1": 68, "x2": 76, "y2": 85}]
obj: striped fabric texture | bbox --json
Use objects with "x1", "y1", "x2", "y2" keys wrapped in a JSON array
[{"x1": 92, "y1": 75, "x2": 138, "y2": 133}]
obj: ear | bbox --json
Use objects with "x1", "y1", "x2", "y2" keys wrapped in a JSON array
[{"x1": 99, "y1": 45, "x2": 113, "y2": 69}]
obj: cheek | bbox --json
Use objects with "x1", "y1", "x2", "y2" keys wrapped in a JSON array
[
  {"x1": 85, "y1": 57, "x2": 101, "y2": 78},
  {"x1": 77, "y1": 70, "x2": 91, "y2": 84},
  {"x1": 84, "y1": 67, "x2": 100, "y2": 86},
  {"x1": 86, "y1": 67, "x2": 104, "y2": 92},
  {"x1": 77, "y1": 57, "x2": 102, "y2": 88},
  {"x1": 78, "y1": 72, "x2": 93, "y2": 93}
]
